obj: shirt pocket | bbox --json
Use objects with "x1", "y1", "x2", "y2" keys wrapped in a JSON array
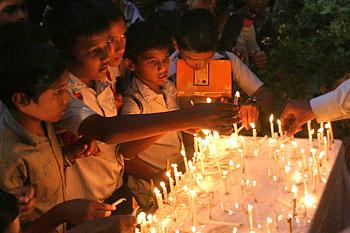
[{"x1": 29, "y1": 154, "x2": 62, "y2": 202}]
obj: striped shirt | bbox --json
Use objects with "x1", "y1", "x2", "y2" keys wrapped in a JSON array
[
  {"x1": 121, "y1": 78, "x2": 183, "y2": 206},
  {"x1": 56, "y1": 73, "x2": 124, "y2": 202}
]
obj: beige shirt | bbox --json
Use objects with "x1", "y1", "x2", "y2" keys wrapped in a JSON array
[
  {"x1": 121, "y1": 78, "x2": 183, "y2": 206},
  {"x1": 0, "y1": 107, "x2": 65, "y2": 223},
  {"x1": 57, "y1": 73, "x2": 124, "y2": 202}
]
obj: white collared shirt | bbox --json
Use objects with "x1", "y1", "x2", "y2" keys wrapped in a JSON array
[
  {"x1": 168, "y1": 50, "x2": 263, "y2": 97},
  {"x1": 311, "y1": 79, "x2": 350, "y2": 122},
  {"x1": 121, "y1": 77, "x2": 183, "y2": 205},
  {"x1": 56, "y1": 72, "x2": 124, "y2": 202}
]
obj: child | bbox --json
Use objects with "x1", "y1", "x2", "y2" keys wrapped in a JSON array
[
  {"x1": 0, "y1": 23, "x2": 117, "y2": 232},
  {"x1": 0, "y1": 0, "x2": 27, "y2": 26},
  {"x1": 170, "y1": 8, "x2": 274, "y2": 129},
  {"x1": 44, "y1": 0, "x2": 238, "y2": 213},
  {"x1": 120, "y1": 22, "x2": 183, "y2": 209}
]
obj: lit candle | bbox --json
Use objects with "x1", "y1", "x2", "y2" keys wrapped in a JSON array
[
  {"x1": 247, "y1": 204, "x2": 254, "y2": 230},
  {"x1": 154, "y1": 187, "x2": 163, "y2": 210},
  {"x1": 325, "y1": 123, "x2": 331, "y2": 149},
  {"x1": 181, "y1": 148, "x2": 189, "y2": 173},
  {"x1": 301, "y1": 148, "x2": 307, "y2": 171},
  {"x1": 160, "y1": 181, "x2": 168, "y2": 203},
  {"x1": 307, "y1": 120, "x2": 312, "y2": 134},
  {"x1": 166, "y1": 171, "x2": 174, "y2": 193},
  {"x1": 323, "y1": 136, "x2": 328, "y2": 160},
  {"x1": 317, "y1": 131, "x2": 321, "y2": 148},
  {"x1": 327, "y1": 121, "x2": 334, "y2": 143},
  {"x1": 309, "y1": 129, "x2": 314, "y2": 148},
  {"x1": 190, "y1": 190, "x2": 197, "y2": 227},
  {"x1": 206, "y1": 97, "x2": 212, "y2": 103},
  {"x1": 194, "y1": 134, "x2": 198, "y2": 154},
  {"x1": 171, "y1": 164, "x2": 179, "y2": 185},
  {"x1": 234, "y1": 91, "x2": 240, "y2": 105},
  {"x1": 269, "y1": 114, "x2": 274, "y2": 138},
  {"x1": 277, "y1": 119, "x2": 283, "y2": 137},
  {"x1": 250, "y1": 122, "x2": 257, "y2": 139},
  {"x1": 292, "y1": 185, "x2": 298, "y2": 216},
  {"x1": 266, "y1": 217, "x2": 273, "y2": 233}
]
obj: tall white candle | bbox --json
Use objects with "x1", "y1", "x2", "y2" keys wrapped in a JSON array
[
  {"x1": 234, "y1": 91, "x2": 240, "y2": 105},
  {"x1": 171, "y1": 164, "x2": 180, "y2": 185},
  {"x1": 309, "y1": 129, "x2": 314, "y2": 148},
  {"x1": 160, "y1": 181, "x2": 168, "y2": 203},
  {"x1": 154, "y1": 187, "x2": 163, "y2": 210},
  {"x1": 269, "y1": 114, "x2": 274, "y2": 138},
  {"x1": 166, "y1": 171, "x2": 174, "y2": 193},
  {"x1": 247, "y1": 204, "x2": 254, "y2": 230},
  {"x1": 181, "y1": 149, "x2": 189, "y2": 173},
  {"x1": 250, "y1": 122, "x2": 257, "y2": 139},
  {"x1": 277, "y1": 119, "x2": 283, "y2": 137},
  {"x1": 328, "y1": 121, "x2": 334, "y2": 143},
  {"x1": 266, "y1": 217, "x2": 273, "y2": 233},
  {"x1": 190, "y1": 190, "x2": 197, "y2": 226},
  {"x1": 194, "y1": 134, "x2": 198, "y2": 154}
]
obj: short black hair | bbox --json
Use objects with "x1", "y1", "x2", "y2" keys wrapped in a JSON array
[
  {"x1": 124, "y1": 21, "x2": 170, "y2": 61},
  {"x1": 0, "y1": 24, "x2": 68, "y2": 109},
  {"x1": 0, "y1": 190, "x2": 19, "y2": 233},
  {"x1": 44, "y1": 0, "x2": 122, "y2": 53},
  {"x1": 174, "y1": 9, "x2": 219, "y2": 52}
]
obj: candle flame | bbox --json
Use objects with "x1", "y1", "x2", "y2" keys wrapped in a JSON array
[
  {"x1": 304, "y1": 193, "x2": 316, "y2": 207},
  {"x1": 206, "y1": 97, "x2": 212, "y2": 103},
  {"x1": 154, "y1": 187, "x2": 160, "y2": 194},
  {"x1": 292, "y1": 184, "x2": 298, "y2": 194},
  {"x1": 160, "y1": 181, "x2": 166, "y2": 188},
  {"x1": 247, "y1": 204, "x2": 253, "y2": 211},
  {"x1": 229, "y1": 160, "x2": 234, "y2": 166},
  {"x1": 269, "y1": 114, "x2": 274, "y2": 123},
  {"x1": 250, "y1": 122, "x2": 256, "y2": 129},
  {"x1": 267, "y1": 217, "x2": 273, "y2": 224},
  {"x1": 235, "y1": 91, "x2": 240, "y2": 97},
  {"x1": 191, "y1": 226, "x2": 197, "y2": 233},
  {"x1": 277, "y1": 119, "x2": 281, "y2": 125}
]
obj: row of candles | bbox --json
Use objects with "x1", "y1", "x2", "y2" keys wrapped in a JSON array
[{"x1": 136, "y1": 94, "x2": 335, "y2": 233}]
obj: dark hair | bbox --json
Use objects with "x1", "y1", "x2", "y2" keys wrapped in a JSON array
[
  {"x1": 0, "y1": 22, "x2": 47, "y2": 45},
  {"x1": 124, "y1": 21, "x2": 170, "y2": 61},
  {"x1": 0, "y1": 24, "x2": 68, "y2": 109},
  {"x1": 44, "y1": 0, "x2": 122, "y2": 53},
  {"x1": 174, "y1": 9, "x2": 219, "y2": 52},
  {"x1": 0, "y1": 190, "x2": 19, "y2": 233}
]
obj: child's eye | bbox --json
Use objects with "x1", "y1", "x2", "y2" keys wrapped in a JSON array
[
  {"x1": 3, "y1": 6, "x2": 18, "y2": 14},
  {"x1": 147, "y1": 60, "x2": 158, "y2": 65},
  {"x1": 87, "y1": 48, "x2": 99, "y2": 56}
]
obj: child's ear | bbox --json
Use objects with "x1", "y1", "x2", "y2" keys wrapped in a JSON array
[
  {"x1": 11, "y1": 93, "x2": 32, "y2": 110},
  {"x1": 124, "y1": 58, "x2": 136, "y2": 71},
  {"x1": 172, "y1": 39, "x2": 179, "y2": 51}
]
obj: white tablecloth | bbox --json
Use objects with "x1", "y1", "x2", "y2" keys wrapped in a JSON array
[{"x1": 155, "y1": 136, "x2": 344, "y2": 233}]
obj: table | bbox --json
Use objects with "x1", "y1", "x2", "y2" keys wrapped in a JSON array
[{"x1": 145, "y1": 134, "x2": 343, "y2": 233}]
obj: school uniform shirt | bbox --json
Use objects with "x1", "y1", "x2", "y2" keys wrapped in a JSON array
[
  {"x1": 121, "y1": 77, "x2": 183, "y2": 206},
  {"x1": 55, "y1": 73, "x2": 124, "y2": 202},
  {"x1": 235, "y1": 24, "x2": 261, "y2": 66},
  {"x1": 310, "y1": 79, "x2": 350, "y2": 122},
  {"x1": 168, "y1": 50, "x2": 263, "y2": 97},
  {"x1": 0, "y1": 107, "x2": 65, "y2": 224}
]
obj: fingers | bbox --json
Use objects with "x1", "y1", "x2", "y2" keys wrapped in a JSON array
[
  {"x1": 84, "y1": 140, "x2": 100, "y2": 157},
  {"x1": 87, "y1": 202, "x2": 116, "y2": 220}
]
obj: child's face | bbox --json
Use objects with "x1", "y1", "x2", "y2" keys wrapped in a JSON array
[
  {"x1": 132, "y1": 48, "x2": 170, "y2": 92},
  {"x1": 109, "y1": 19, "x2": 126, "y2": 67},
  {"x1": 178, "y1": 48, "x2": 215, "y2": 70},
  {"x1": 70, "y1": 31, "x2": 114, "y2": 83},
  {"x1": 0, "y1": 0, "x2": 27, "y2": 26},
  {"x1": 19, "y1": 74, "x2": 71, "y2": 123}
]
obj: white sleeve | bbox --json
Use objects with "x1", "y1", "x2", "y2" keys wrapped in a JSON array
[
  {"x1": 245, "y1": 25, "x2": 260, "y2": 54},
  {"x1": 228, "y1": 52, "x2": 263, "y2": 96},
  {"x1": 310, "y1": 79, "x2": 350, "y2": 122}
]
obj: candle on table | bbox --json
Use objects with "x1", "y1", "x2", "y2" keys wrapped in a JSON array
[
  {"x1": 328, "y1": 121, "x2": 334, "y2": 143},
  {"x1": 160, "y1": 181, "x2": 168, "y2": 203},
  {"x1": 194, "y1": 134, "x2": 199, "y2": 154},
  {"x1": 206, "y1": 97, "x2": 212, "y2": 103},
  {"x1": 277, "y1": 119, "x2": 283, "y2": 137},
  {"x1": 234, "y1": 91, "x2": 240, "y2": 105},
  {"x1": 190, "y1": 190, "x2": 197, "y2": 227},
  {"x1": 266, "y1": 217, "x2": 273, "y2": 233},
  {"x1": 247, "y1": 204, "x2": 254, "y2": 230},
  {"x1": 171, "y1": 164, "x2": 180, "y2": 185},
  {"x1": 309, "y1": 129, "x2": 314, "y2": 148},
  {"x1": 301, "y1": 148, "x2": 308, "y2": 171},
  {"x1": 325, "y1": 123, "x2": 332, "y2": 149},
  {"x1": 292, "y1": 184, "x2": 298, "y2": 216},
  {"x1": 154, "y1": 187, "x2": 163, "y2": 210},
  {"x1": 166, "y1": 171, "x2": 174, "y2": 193},
  {"x1": 181, "y1": 148, "x2": 189, "y2": 173},
  {"x1": 250, "y1": 122, "x2": 257, "y2": 139},
  {"x1": 269, "y1": 114, "x2": 274, "y2": 138}
]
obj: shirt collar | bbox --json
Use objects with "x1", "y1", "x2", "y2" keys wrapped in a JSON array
[
  {"x1": 2, "y1": 107, "x2": 49, "y2": 146},
  {"x1": 68, "y1": 72, "x2": 111, "y2": 96}
]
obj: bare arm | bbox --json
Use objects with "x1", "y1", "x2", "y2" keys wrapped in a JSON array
[
  {"x1": 124, "y1": 157, "x2": 161, "y2": 181},
  {"x1": 118, "y1": 135, "x2": 165, "y2": 159},
  {"x1": 252, "y1": 85, "x2": 274, "y2": 113},
  {"x1": 78, "y1": 103, "x2": 239, "y2": 144}
]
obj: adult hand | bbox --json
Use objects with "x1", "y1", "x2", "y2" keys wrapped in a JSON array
[
  {"x1": 9, "y1": 186, "x2": 36, "y2": 221},
  {"x1": 56, "y1": 199, "x2": 115, "y2": 226},
  {"x1": 253, "y1": 51, "x2": 267, "y2": 69},
  {"x1": 239, "y1": 104, "x2": 259, "y2": 129},
  {"x1": 65, "y1": 138, "x2": 101, "y2": 164},
  {"x1": 188, "y1": 103, "x2": 240, "y2": 129},
  {"x1": 68, "y1": 215, "x2": 136, "y2": 233},
  {"x1": 280, "y1": 100, "x2": 315, "y2": 137}
]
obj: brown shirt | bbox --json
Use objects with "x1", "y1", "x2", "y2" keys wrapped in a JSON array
[{"x1": 0, "y1": 107, "x2": 65, "y2": 222}]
